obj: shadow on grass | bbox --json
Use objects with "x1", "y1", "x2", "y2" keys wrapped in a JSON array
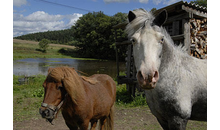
[
  {"x1": 35, "y1": 48, "x2": 46, "y2": 53},
  {"x1": 58, "y1": 48, "x2": 82, "y2": 58}
]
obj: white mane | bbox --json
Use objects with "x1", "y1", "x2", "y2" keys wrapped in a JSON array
[{"x1": 125, "y1": 9, "x2": 154, "y2": 38}]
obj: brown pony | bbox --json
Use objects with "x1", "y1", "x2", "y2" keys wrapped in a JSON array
[{"x1": 39, "y1": 67, "x2": 116, "y2": 130}]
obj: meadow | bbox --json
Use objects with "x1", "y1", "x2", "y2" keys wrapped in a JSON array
[{"x1": 13, "y1": 40, "x2": 207, "y2": 129}]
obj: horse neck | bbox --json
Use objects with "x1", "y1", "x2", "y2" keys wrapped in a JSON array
[
  {"x1": 65, "y1": 72, "x2": 87, "y2": 106},
  {"x1": 159, "y1": 39, "x2": 184, "y2": 74}
]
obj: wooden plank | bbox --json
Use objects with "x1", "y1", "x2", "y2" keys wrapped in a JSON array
[
  {"x1": 171, "y1": 34, "x2": 184, "y2": 41},
  {"x1": 172, "y1": 21, "x2": 180, "y2": 35},
  {"x1": 183, "y1": 19, "x2": 191, "y2": 54}
]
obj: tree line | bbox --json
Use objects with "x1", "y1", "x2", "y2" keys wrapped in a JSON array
[{"x1": 15, "y1": 11, "x2": 128, "y2": 60}]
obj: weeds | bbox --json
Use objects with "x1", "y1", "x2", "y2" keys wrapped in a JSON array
[
  {"x1": 13, "y1": 75, "x2": 147, "y2": 121},
  {"x1": 116, "y1": 84, "x2": 147, "y2": 107}
]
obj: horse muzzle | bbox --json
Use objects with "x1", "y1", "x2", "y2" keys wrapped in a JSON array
[
  {"x1": 39, "y1": 103, "x2": 59, "y2": 124},
  {"x1": 137, "y1": 70, "x2": 159, "y2": 90}
]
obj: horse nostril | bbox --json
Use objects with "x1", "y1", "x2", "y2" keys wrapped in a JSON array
[
  {"x1": 40, "y1": 109, "x2": 50, "y2": 118},
  {"x1": 153, "y1": 71, "x2": 159, "y2": 82},
  {"x1": 137, "y1": 71, "x2": 144, "y2": 82}
]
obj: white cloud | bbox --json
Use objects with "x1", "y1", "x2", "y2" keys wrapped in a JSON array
[
  {"x1": 152, "y1": 0, "x2": 163, "y2": 5},
  {"x1": 104, "y1": 0, "x2": 130, "y2": 3},
  {"x1": 13, "y1": 11, "x2": 83, "y2": 37},
  {"x1": 163, "y1": 0, "x2": 180, "y2": 5},
  {"x1": 104, "y1": 0, "x2": 180, "y2": 5},
  {"x1": 25, "y1": 11, "x2": 63, "y2": 22},
  {"x1": 139, "y1": 0, "x2": 149, "y2": 4},
  {"x1": 13, "y1": 0, "x2": 27, "y2": 7}
]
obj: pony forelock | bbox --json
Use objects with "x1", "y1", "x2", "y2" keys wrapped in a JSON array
[
  {"x1": 125, "y1": 9, "x2": 154, "y2": 38},
  {"x1": 47, "y1": 67, "x2": 85, "y2": 105}
]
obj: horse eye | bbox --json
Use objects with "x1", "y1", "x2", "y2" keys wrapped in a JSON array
[
  {"x1": 130, "y1": 38, "x2": 136, "y2": 44},
  {"x1": 57, "y1": 85, "x2": 62, "y2": 90},
  {"x1": 160, "y1": 38, "x2": 164, "y2": 44}
]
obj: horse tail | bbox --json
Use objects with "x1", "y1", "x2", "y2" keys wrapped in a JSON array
[{"x1": 100, "y1": 104, "x2": 114, "y2": 130}]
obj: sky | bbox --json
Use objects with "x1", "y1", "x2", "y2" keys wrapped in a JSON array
[{"x1": 13, "y1": 0, "x2": 192, "y2": 37}]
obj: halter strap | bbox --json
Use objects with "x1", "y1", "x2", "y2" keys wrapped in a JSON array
[{"x1": 41, "y1": 103, "x2": 58, "y2": 112}]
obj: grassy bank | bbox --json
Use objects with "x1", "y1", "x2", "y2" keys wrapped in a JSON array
[
  {"x1": 13, "y1": 40, "x2": 98, "y2": 61},
  {"x1": 13, "y1": 75, "x2": 147, "y2": 122}
]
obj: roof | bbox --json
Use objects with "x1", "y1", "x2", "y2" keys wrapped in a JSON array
[
  {"x1": 113, "y1": 1, "x2": 207, "y2": 29},
  {"x1": 154, "y1": 1, "x2": 207, "y2": 17}
]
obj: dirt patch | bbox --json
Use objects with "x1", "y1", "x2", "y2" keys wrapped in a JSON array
[
  {"x1": 13, "y1": 106, "x2": 162, "y2": 130},
  {"x1": 13, "y1": 106, "x2": 206, "y2": 130}
]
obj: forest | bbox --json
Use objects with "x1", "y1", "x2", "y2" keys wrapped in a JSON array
[{"x1": 15, "y1": 11, "x2": 127, "y2": 60}]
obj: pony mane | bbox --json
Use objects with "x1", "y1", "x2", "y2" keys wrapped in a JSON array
[
  {"x1": 47, "y1": 67, "x2": 86, "y2": 104},
  {"x1": 81, "y1": 76, "x2": 98, "y2": 85}
]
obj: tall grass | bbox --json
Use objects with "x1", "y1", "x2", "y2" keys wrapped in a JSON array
[{"x1": 116, "y1": 84, "x2": 147, "y2": 107}]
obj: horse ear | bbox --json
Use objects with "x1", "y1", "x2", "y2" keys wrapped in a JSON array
[
  {"x1": 128, "y1": 11, "x2": 136, "y2": 23},
  {"x1": 153, "y1": 9, "x2": 167, "y2": 26}
]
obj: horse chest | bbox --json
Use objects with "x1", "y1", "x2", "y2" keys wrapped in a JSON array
[{"x1": 144, "y1": 85, "x2": 192, "y2": 119}]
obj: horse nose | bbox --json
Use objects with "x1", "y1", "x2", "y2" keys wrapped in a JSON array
[
  {"x1": 149, "y1": 71, "x2": 159, "y2": 83},
  {"x1": 39, "y1": 108, "x2": 50, "y2": 118},
  {"x1": 137, "y1": 70, "x2": 159, "y2": 88}
]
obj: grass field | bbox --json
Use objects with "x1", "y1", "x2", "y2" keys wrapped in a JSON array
[
  {"x1": 13, "y1": 39, "x2": 97, "y2": 61},
  {"x1": 13, "y1": 75, "x2": 207, "y2": 130},
  {"x1": 13, "y1": 39, "x2": 207, "y2": 129}
]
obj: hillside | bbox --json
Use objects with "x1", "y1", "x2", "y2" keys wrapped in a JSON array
[
  {"x1": 14, "y1": 29, "x2": 75, "y2": 45},
  {"x1": 14, "y1": 11, "x2": 128, "y2": 60}
]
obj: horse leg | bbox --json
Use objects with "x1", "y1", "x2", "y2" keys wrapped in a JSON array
[
  {"x1": 99, "y1": 117, "x2": 107, "y2": 130},
  {"x1": 79, "y1": 119, "x2": 90, "y2": 130},
  {"x1": 168, "y1": 116, "x2": 188, "y2": 130},
  {"x1": 65, "y1": 122, "x2": 78, "y2": 130},
  {"x1": 156, "y1": 118, "x2": 169, "y2": 130},
  {"x1": 90, "y1": 120, "x2": 98, "y2": 130}
]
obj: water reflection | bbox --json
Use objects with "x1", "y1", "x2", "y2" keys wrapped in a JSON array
[{"x1": 13, "y1": 58, "x2": 125, "y2": 78}]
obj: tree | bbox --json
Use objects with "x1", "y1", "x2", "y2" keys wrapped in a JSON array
[
  {"x1": 72, "y1": 11, "x2": 127, "y2": 60},
  {"x1": 39, "y1": 39, "x2": 50, "y2": 52},
  {"x1": 191, "y1": 0, "x2": 207, "y2": 7}
]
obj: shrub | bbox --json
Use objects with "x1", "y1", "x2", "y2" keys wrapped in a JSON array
[{"x1": 39, "y1": 39, "x2": 50, "y2": 52}]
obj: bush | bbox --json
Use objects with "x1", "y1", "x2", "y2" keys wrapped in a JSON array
[{"x1": 39, "y1": 39, "x2": 50, "y2": 52}]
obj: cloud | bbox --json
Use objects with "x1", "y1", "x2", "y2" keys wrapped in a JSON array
[
  {"x1": 104, "y1": 0, "x2": 130, "y2": 3},
  {"x1": 163, "y1": 0, "x2": 180, "y2": 5},
  {"x1": 13, "y1": 0, "x2": 27, "y2": 7},
  {"x1": 104, "y1": 0, "x2": 180, "y2": 5},
  {"x1": 139, "y1": 0, "x2": 149, "y2": 4},
  {"x1": 13, "y1": 11, "x2": 83, "y2": 37},
  {"x1": 104, "y1": 0, "x2": 150, "y2": 4}
]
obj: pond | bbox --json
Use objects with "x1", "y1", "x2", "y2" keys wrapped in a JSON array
[{"x1": 13, "y1": 58, "x2": 126, "y2": 78}]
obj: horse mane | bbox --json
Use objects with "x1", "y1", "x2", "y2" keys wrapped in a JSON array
[
  {"x1": 125, "y1": 8, "x2": 154, "y2": 38},
  {"x1": 47, "y1": 67, "x2": 86, "y2": 104},
  {"x1": 81, "y1": 76, "x2": 98, "y2": 85}
]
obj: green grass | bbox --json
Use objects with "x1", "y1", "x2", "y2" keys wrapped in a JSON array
[
  {"x1": 13, "y1": 42, "x2": 99, "y2": 61},
  {"x1": 13, "y1": 75, "x2": 46, "y2": 121},
  {"x1": 116, "y1": 84, "x2": 148, "y2": 107},
  {"x1": 13, "y1": 75, "x2": 147, "y2": 122},
  {"x1": 13, "y1": 75, "x2": 207, "y2": 129}
]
